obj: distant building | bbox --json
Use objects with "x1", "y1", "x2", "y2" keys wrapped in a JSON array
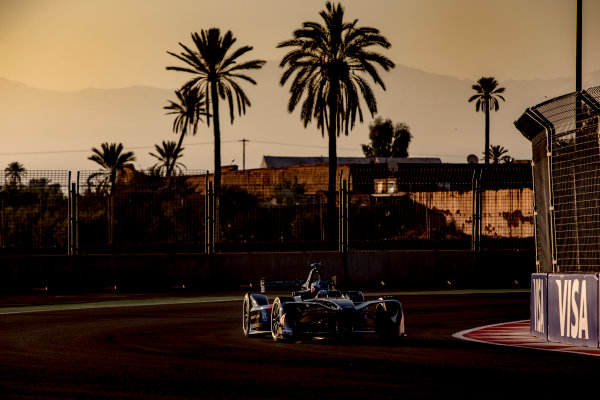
[
  {"x1": 371, "y1": 163, "x2": 534, "y2": 239},
  {"x1": 184, "y1": 163, "x2": 352, "y2": 199},
  {"x1": 259, "y1": 156, "x2": 441, "y2": 169}
]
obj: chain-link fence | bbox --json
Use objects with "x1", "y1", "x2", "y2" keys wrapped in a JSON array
[
  {"x1": 76, "y1": 170, "x2": 207, "y2": 254},
  {"x1": 213, "y1": 165, "x2": 332, "y2": 252},
  {"x1": 0, "y1": 164, "x2": 534, "y2": 255},
  {"x1": 347, "y1": 164, "x2": 533, "y2": 251},
  {"x1": 0, "y1": 170, "x2": 71, "y2": 254},
  {"x1": 516, "y1": 86, "x2": 600, "y2": 273}
]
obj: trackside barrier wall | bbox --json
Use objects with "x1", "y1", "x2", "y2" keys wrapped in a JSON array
[
  {"x1": 530, "y1": 273, "x2": 547, "y2": 340},
  {"x1": 531, "y1": 273, "x2": 599, "y2": 347},
  {"x1": 0, "y1": 250, "x2": 534, "y2": 293}
]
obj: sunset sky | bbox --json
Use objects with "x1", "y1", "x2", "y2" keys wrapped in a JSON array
[
  {"x1": 0, "y1": 0, "x2": 599, "y2": 171},
  {"x1": 1, "y1": 0, "x2": 597, "y2": 90}
]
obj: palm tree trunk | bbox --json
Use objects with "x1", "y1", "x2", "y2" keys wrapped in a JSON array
[
  {"x1": 484, "y1": 103, "x2": 490, "y2": 165},
  {"x1": 211, "y1": 80, "x2": 222, "y2": 193},
  {"x1": 327, "y1": 84, "x2": 338, "y2": 247},
  {"x1": 168, "y1": 125, "x2": 187, "y2": 177}
]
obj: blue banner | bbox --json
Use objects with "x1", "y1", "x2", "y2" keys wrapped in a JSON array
[
  {"x1": 548, "y1": 274, "x2": 598, "y2": 347},
  {"x1": 530, "y1": 274, "x2": 548, "y2": 340}
]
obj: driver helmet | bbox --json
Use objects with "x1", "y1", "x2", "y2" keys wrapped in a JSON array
[{"x1": 311, "y1": 280, "x2": 329, "y2": 293}]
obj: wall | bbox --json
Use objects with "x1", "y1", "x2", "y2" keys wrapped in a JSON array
[
  {"x1": 531, "y1": 273, "x2": 599, "y2": 347},
  {"x1": 0, "y1": 250, "x2": 534, "y2": 293}
]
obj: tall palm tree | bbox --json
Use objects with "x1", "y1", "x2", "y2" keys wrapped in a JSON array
[
  {"x1": 163, "y1": 88, "x2": 206, "y2": 177},
  {"x1": 468, "y1": 77, "x2": 506, "y2": 164},
  {"x1": 149, "y1": 140, "x2": 187, "y2": 176},
  {"x1": 166, "y1": 28, "x2": 265, "y2": 190},
  {"x1": 278, "y1": 1, "x2": 394, "y2": 239},
  {"x1": 88, "y1": 142, "x2": 136, "y2": 195},
  {"x1": 4, "y1": 161, "x2": 26, "y2": 186}
]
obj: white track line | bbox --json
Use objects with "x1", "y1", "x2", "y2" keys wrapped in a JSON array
[{"x1": 0, "y1": 298, "x2": 239, "y2": 316}]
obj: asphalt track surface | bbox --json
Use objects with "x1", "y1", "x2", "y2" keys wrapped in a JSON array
[{"x1": 0, "y1": 290, "x2": 596, "y2": 399}]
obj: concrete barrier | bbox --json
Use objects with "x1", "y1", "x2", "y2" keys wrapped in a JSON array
[
  {"x1": 530, "y1": 273, "x2": 548, "y2": 340},
  {"x1": 0, "y1": 250, "x2": 534, "y2": 293},
  {"x1": 531, "y1": 273, "x2": 600, "y2": 348}
]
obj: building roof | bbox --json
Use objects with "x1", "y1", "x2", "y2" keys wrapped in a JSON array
[{"x1": 260, "y1": 156, "x2": 441, "y2": 169}]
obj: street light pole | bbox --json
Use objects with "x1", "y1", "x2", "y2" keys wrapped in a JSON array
[
  {"x1": 576, "y1": 0, "x2": 582, "y2": 92},
  {"x1": 240, "y1": 138, "x2": 249, "y2": 170}
]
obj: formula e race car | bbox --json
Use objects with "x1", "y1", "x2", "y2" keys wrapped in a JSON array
[{"x1": 242, "y1": 263, "x2": 405, "y2": 341}]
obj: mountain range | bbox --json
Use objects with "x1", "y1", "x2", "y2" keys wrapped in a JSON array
[{"x1": 1, "y1": 63, "x2": 599, "y2": 173}]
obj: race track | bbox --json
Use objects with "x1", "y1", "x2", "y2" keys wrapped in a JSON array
[{"x1": 0, "y1": 291, "x2": 596, "y2": 399}]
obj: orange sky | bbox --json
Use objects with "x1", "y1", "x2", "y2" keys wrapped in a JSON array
[
  {"x1": 0, "y1": 0, "x2": 599, "y2": 172},
  {"x1": 1, "y1": 0, "x2": 598, "y2": 91}
]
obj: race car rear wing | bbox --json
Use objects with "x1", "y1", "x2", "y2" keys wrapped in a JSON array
[{"x1": 260, "y1": 278, "x2": 305, "y2": 293}]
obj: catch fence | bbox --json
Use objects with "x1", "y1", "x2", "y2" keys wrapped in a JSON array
[
  {"x1": 0, "y1": 164, "x2": 533, "y2": 255},
  {"x1": 347, "y1": 164, "x2": 533, "y2": 251},
  {"x1": 515, "y1": 85, "x2": 600, "y2": 273},
  {"x1": 0, "y1": 170, "x2": 71, "y2": 254}
]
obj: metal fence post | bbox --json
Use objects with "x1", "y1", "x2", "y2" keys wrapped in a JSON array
[
  {"x1": 471, "y1": 167, "x2": 481, "y2": 252},
  {"x1": 338, "y1": 172, "x2": 342, "y2": 253},
  {"x1": 68, "y1": 181, "x2": 72, "y2": 255},
  {"x1": 344, "y1": 178, "x2": 348, "y2": 253},
  {"x1": 205, "y1": 179, "x2": 210, "y2": 254},
  {"x1": 69, "y1": 181, "x2": 78, "y2": 256},
  {"x1": 338, "y1": 172, "x2": 349, "y2": 254},
  {"x1": 205, "y1": 177, "x2": 215, "y2": 255}
]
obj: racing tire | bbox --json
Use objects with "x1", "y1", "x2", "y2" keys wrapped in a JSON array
[
  {"x1": 345, "y1": 291, "x2": 364, "y2": 304},
  {"x1": 271, "y1": 297, "x2": 295, "y2": 342},
  {"x1": 242, "y1": 293, "x2": 251, "y2": 337},
  {"x1": 376, "y1": 297, "x2": 402, "y2": 343},
  {"x1": 271, "y1": 297, "x2": 283, "y2": 341}
]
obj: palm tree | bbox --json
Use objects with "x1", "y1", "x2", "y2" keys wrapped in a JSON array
[
  {"x1": 88, "y1": 142, "x2": 136, "y2": 195},
  {"x1": 88, "y1": 142, "x2": 136, "y2": 246},
  {"x1": 278, "y1": 1, "x2": 394, "y2": 239},
  {"x1": 149, "y1": 140, "x2": 187, "y2": 176},
  {"x1": 164, "y1": 88, "x2": 206, "y2": 177},
  {"x1": 485, "y1": 145, "x2": 513, "y2": 164},
  {"x1": 468, "y1": 77, "x2": 506, "y2": 164},
  {"x1": 166, "y1": 28, "x2": 265, "y2": 190},
  {"x1": 4, "y1": 161, "x2": 26, "y2": 186}
]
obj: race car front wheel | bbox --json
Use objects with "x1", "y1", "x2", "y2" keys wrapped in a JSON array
[
  {"x1": 242, "y1": 293, "x2": 251, "y2": 337},
  {"x1": 271, "y1": 297, "x2": 283, "y2": 341}
]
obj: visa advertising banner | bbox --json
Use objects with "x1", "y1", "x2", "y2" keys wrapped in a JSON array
[
  {"x1": 530, "y1": 274, "x2": 547, "y2": 340},
  {"x1": 548, "y1": 274, "x2": 598, "y2": 347}
]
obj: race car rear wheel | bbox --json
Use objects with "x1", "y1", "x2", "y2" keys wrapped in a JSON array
[
  {"x1": 242, "y1": 293, "x2": 251, "y2": 337},
  {"x1": 345, "y1": 291, "x2": 365, "y2": 304}
]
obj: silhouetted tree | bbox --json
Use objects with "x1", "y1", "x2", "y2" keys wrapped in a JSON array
[
  {"x1": 4, "y1": 161, "x2": 26, "y2": 187},
  {"x1": 87, "y1": 142, "x2": 136, "y2": 195},
  {"x1": 278, "y1": 2, "x2": 394, "y2": 242},
  {"x1": 361, "y1": 117, "x2": 411, "y2": 158},
  {"x1": 485, "y1": 144, "x2": 513, "y2": 164},
  {"x1": 163, "y1": 88, "x2": 206, "y2": 177},
  {"x1": 468, "y1": 77, "x2": 505, "y2": 164},
  {"x1": 167, "y1": 28, "x2": 265, "y2": 191},
  {"x1": 87, "y1": 142, "x2": 136, "y2": 247},
  {"x1": 149, "y1": 140, "x2": 187, "y2": 176}
]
